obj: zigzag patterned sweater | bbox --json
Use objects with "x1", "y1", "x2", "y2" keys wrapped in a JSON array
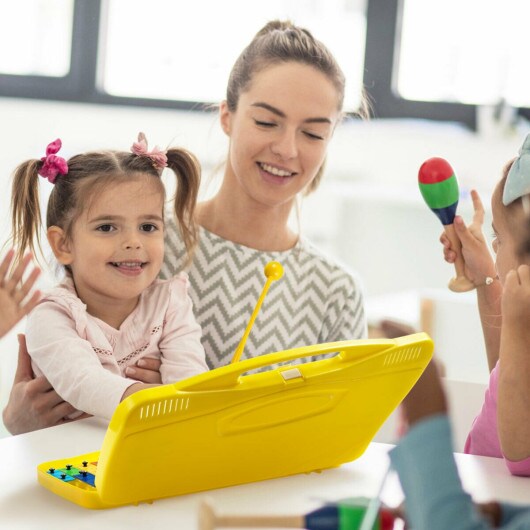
[{"x1": 162, "y1": 222, "x2": 367, "y2": 369}]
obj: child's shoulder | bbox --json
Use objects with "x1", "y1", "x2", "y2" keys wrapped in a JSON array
[
  {"x1": 26, "y1": 278, "x2": 88, "y2": 333},
  {"x1": 35, "y1": 277, "x2": 85, "y2": 313},
  {"x1": 144, "y1": 273, "x2": 191, "y2": 305}
]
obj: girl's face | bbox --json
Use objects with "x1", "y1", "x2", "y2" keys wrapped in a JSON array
[
  {"x1": 53, "y1": 176, "x2": 165, "y2": 313},
  {"x1": 220, "y1": 61, "x2": 341, "y2": 210},
  {"x1": 491, "y1": 183, "x2": 524, "y2": 284}
]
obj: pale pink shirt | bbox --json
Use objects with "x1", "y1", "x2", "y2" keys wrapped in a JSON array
[
  {"x1": 26, "y1": 274, "x2": 208, "y2": 420},
  {"x1": 465, "y1": 360, "x2": 530, "y2": 476}
]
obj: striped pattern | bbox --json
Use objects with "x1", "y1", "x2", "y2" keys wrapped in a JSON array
[{"x1": 162, "y1": 222, "x2": 366, "y2": 369}]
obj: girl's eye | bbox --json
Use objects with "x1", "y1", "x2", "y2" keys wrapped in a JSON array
[
  {"x1": 140, "y1": 223, "x2": 158, "y2": 233},
  {"x1": 96, "y1": 224, "x2": 115, "y2": 232}
]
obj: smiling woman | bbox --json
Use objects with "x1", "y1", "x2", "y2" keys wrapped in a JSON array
[{"x1": 161, "y1": 20, "x2": 368, "y2": 369}]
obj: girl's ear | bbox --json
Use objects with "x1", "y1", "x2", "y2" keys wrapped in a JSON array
[
  {"x1": 219, "y1": 100, "x2": 232, "y2": 136},
  {"x1": 47, "y1": 226, "x2": 74, "y2": 265}
]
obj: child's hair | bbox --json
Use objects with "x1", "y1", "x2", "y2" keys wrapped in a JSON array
[
  {"x1": 496, "y1": 158, "x2": 524, "y2": 227},
  {"x1": 226, "y1": 19, "x2": 369, "y2": 195},
  {"x1": 10, "y1": 136, "x2": 200, "y2": 268}
]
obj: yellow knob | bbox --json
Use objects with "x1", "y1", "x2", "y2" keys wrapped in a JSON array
[{"x1": 264, "y1": 261, "x2": 283, "y2": 281}]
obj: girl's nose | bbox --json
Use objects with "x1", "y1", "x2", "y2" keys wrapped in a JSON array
[
  {"x1": 122, "y1": 234, "x2": 141, "y2": 250},
  {"x1": 271, "y1": 130, "x2": 298, "y2": 160}
]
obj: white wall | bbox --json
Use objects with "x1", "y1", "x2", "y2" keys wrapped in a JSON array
[{"x1": 0, "y1": 97, "x2": 525, "y2": 436}]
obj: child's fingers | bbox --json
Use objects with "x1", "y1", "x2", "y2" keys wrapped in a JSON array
[
  {"x1": 439, "y1": 232, "x2": 457, "y2": 263},
  {"x1": 470, "y1": 189, "x2": 485, "y2": 226},
  {"x1": 453, "y1": 215, "x2": 476, "y2": 246},
  {"x1": 19, "y1": 290, "x2": 42, "y2": 316},
  {"x1": 13, "y1": 266, "x2": 41, "y2": 303},
  {"x1": 439, "y1": 232, "x2": 451, "y2": 248},
  {"x1": 5, "y1": 253, "x2": 34, "y2": 293},
  {"x1": 0, "y1": 248, "x2": 15, "y2": 283}
]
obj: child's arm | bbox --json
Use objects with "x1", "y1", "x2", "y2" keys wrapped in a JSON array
[
  {"x1": 441, "y1": 190, "x2": 501, "y2": 371},
  {"x1": 158, "y1": 276, "x2": 208, "y2": 383},
  {"x1": 120, "y1": 382, "x2": 158, "y2": 400},
  {"x1": 2, "y1": 334, "x2": 80, "y2": 434},
  {"x1": 498, "y1": 264, "x2": 530, "y2": 473},
  {"x1": 26, "y1": 302, "x2": 141, "y2": 420},
  {"x1": 0, "y1": 250, "x2": 41, "y2": 339},
  {"x1": 392, "y1": 361, "x2": 530, "y2": 529}
]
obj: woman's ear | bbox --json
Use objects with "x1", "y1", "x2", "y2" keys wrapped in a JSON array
[
  {"x1": 47, "y1": 226, "x2": 74, "y2": 265},
  {"x1": 219, "y1": 100, "x2": 232, "y2": 136}
]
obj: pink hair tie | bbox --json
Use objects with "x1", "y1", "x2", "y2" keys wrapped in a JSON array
[
  {"x1": 38, "y1": 139, "x2": 68, "y2": 184},
  {"x1": 131, "y1": 132, "x2": 168, "y2": 170}
]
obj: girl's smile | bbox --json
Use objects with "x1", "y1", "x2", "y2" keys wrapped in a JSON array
[{"x1": 109, "y1": 260, "x2": 148, "y2": 276}]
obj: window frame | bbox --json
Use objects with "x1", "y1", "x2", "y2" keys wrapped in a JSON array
[
  {"x1": 363, "y1": 0, "x2": 476, "y2": 129},
  {"x1": 1, "y1": 0, "x2": 528, "y2": 128}
]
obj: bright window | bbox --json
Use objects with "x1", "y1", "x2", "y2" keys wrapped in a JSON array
[
  {"x1": 100, "y1": 0, "x2": 367, "y2": 111},
  {"x1": 0, "y1": 0, "x2": 74, "y2": 77},
  {"x1": 397, "y1": 0, "x2": 530, "y2": 107}
]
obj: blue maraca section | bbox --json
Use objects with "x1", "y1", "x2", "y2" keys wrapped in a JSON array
[{"x1": 431, "y1": 203, "x2": 458, "y2": 225}]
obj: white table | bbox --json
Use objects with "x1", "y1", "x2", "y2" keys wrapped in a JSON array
[{"x1": 0, "y1": 417, "x2": 528, "y2": 529}]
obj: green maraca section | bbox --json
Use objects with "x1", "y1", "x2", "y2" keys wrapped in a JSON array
[
  {"x1": 339, "y1": 500, "x2": 379, "y2": 529},
  {"x1": 419, "y1": 175, "x2": 459, "y2": 209}
]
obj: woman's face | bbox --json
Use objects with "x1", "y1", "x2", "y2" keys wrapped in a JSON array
[{"x1": 220, "y1": 62, "x2": 341, "y2": 209}]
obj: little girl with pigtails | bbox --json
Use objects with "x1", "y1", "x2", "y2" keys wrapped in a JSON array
[{"x1": 9, "y1": 133, "x2": 208, "y2": 420}]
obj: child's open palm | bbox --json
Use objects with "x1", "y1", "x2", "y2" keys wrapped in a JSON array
[{"x1": 0, "y1": 250, "x2": 41, "y2": 339}]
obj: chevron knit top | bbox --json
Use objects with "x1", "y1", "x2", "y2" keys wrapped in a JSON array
[{"x1": 162, "y1": 222, "x2": 367, "y2": 369}]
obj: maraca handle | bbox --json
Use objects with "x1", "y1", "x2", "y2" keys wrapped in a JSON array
[{"x1": 443, "y1": 224, "x2": 475, "y2": 292}]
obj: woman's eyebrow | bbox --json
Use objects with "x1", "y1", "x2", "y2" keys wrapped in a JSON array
[{"x1": 251, "y1": 102, "x2": 332, "y2": 124}]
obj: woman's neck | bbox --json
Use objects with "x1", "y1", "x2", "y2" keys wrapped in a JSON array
[{"x1": 196, "y1": 187, "x2": 299, "y2": 252}]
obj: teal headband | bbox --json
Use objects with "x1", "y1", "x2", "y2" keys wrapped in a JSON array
[{"x1": 503, "y1": 133, "x2": 530, "y2": 205}]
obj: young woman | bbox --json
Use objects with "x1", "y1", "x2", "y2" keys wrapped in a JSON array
[{"x1": 3, "y1": 20, "x2": 367, "y2": 433}]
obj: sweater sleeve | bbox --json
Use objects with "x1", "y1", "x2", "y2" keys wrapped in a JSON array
[
  {"x1": 159, "y1": 275, "x2": 208, "y2": 384},
  {"x1": 325, "y1": 272, "x2": 367, "y2": 342},
  {"x1": 26, "y1": 302, "x2": 136, "y2": 420},
  {"x1": 390, "y1": 415, "x2": 530, "y2": 530}
]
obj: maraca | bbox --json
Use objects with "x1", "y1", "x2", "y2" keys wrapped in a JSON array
[
  {"x1": 198, "y1": 498, "x2": 396, "y2": 530},
  {"x1": 418, "y1": 157, "x2": 474, "y2": 292}
]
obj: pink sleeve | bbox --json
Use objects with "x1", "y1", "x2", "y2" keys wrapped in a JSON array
[
  {"x1": 26, "y1": 301, "x2": 136, "y2": 420},
  {"x1": 504, "y1": 455, "x2": 530, "y2": 476},
  {"x1": 159, "y1": 274, "x2": 208, "y2": 383}
]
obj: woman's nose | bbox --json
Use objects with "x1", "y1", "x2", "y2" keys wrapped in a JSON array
[{"x1": 271, "y1": 130, "x2": 298, "y2": 160}]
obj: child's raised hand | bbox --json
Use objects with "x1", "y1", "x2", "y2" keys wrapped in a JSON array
[
  {"x1": 0, "y1": 249, "x2": 41, "y2": 339},
  {"x1": 440, "y1": 190, "x2": 496, "y2": 286}
]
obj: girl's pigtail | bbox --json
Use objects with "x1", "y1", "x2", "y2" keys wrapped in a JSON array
[
  {"x1": 166, "y1": 148, "x2": 201, "y2": 266},
  {"x1": 11, "y1": 160, "x2": 44, "y2": 266}
]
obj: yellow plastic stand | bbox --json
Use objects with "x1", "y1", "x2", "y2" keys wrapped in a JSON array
[{"x1": 37, "y1": 333, "x2": 433, "y2": 509}]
